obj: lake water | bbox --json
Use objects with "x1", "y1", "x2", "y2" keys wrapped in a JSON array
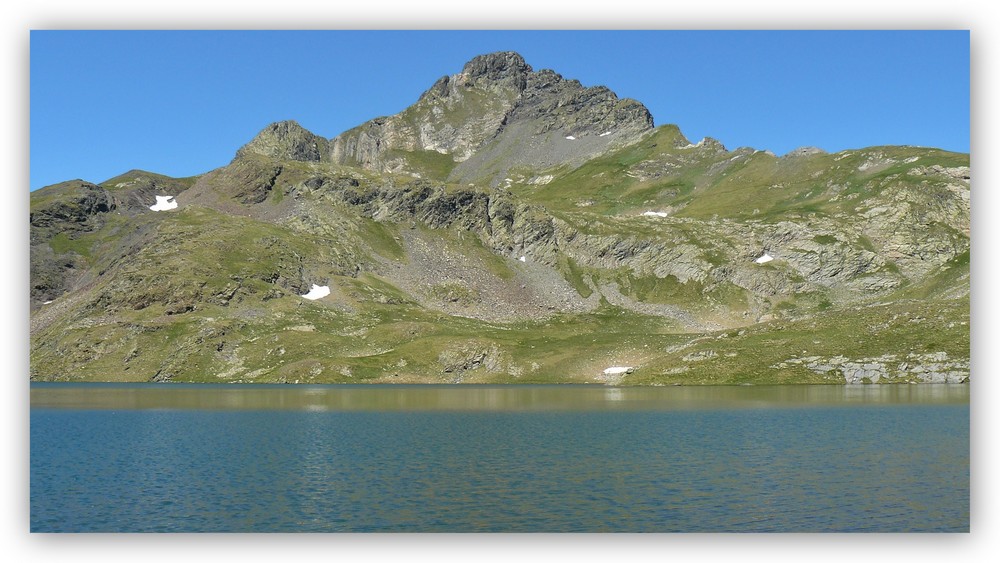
[{"x1": 30, "y1": 383, "x2": 969, "y2": 532}]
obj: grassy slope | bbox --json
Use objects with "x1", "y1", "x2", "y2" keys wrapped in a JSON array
[
  {"x1": 100, "y1": 169, "x2": 199, "y2": 192},
  {"x1": 29, "y1": 127, "x2": 970, "y2": 385},
  {"x1": 626, "y1": 297, "x2": 968, "y2": 385},
  {"x1": 28, "y1": 198, "x2": 677, "y2": 383},
  {"x1": 508, "y1": 125, "x2": 969, "y2": 221},
  {"x1": 30, "y1": 200, "x2": 967, "y2": 385}
]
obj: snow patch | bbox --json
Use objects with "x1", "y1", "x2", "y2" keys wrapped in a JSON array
[
  {"x1": 755, "y1": 253, "x2": 774, "y2": 264},
  {"x1": 603, "y1": 366, "x2": 632, "y2": 375},
  {"x1": 42, "y1": 300, "x2": 53, "y2": 305},
  {"x1": 642, "y1": 211, "x2": 669, "y2": 218},
  {"x1": 519, "y1": 256, "x2": 526, "y2": 262},
  {"x1": 599, "y1": 131, "x2": 612, "y2": 137},
  {"x1": 149, "y1": 195, "x2": 177, "y2": 211},
  {"x1": 301, "y1": 285, "x2": 331, "y2": 300},
  {"x1": 527, "y1": 175, "x2": 554, "y2": 185},
  {"x1": 565, "y1": 135, "x2": 576, "y2": 140}
]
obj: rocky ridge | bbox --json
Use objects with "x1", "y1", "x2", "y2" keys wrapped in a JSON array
[{"x1": 330, "y1": 51, "x2": 654, "y2": 185}]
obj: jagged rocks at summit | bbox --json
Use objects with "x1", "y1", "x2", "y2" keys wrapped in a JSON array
[
  {"x1": 236, "y1": 120, "x2": 331, "y2": 163},
  {"x1": 330, "y1": 51, "x2": 654, "y2": 185}
]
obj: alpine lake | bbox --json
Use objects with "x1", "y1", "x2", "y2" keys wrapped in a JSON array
[{"x1": 30, "y1": 382, "x2": 969, "y2": 533}]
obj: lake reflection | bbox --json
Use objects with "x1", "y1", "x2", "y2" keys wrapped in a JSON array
[
  {"x1": 30, "y1": 382, "x2": 970, "y2": 412},
  {"x1": 31, "y1": 383, "x2": 969, "y2": 532}
]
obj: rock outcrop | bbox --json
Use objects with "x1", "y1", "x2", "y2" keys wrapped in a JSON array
[
  {"x1": 330, "y1": 51, "x2": 654, "y2": 184},
  {"x1": 776, "y1": 352, "x2": 970, "y2": 384},
  {"x1": 236, "y1": 120, "x2": 330, "y2": 163}
]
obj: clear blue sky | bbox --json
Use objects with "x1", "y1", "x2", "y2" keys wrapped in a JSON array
[{"x1": 29, "y1": 30, "x2": 969, "y2": 191}]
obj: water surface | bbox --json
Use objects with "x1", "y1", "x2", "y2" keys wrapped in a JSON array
[{"x1": 30, "y1": 383, "x2": 969, "y2": 532}]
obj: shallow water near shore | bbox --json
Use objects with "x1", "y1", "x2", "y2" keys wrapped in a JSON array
[{"x1": 30, "y1": 383, "x2": 969, "y2": 532}]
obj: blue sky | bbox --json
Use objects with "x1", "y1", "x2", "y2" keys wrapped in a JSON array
[{"x1": 29, "y1": 30, "x2": 969, "y2": 191}]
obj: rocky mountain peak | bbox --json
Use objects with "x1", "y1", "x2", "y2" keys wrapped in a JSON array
[
  {"x1": 331, "y1": 51, "x2": 654, "y2": 182},
  {"x1": 235, "y1": 120, "x2": 329, "y2": 163},
  {"x1": 457, "y1": 51, "x2": 532, "y2": 91}
]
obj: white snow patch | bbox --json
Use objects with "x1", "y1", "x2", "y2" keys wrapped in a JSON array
[
  {"x1": 42, "y1": 300, "x2": 53, "y2": 305},
  {"x1": 301, "y1": 285, "x2": 331, "y2": 300},
  {"x1": 527, "y1": 175, "x2": 554, "y2": 185},
  {"x1": 755, "y1": 253, "x2": 774, "y2": 264},
  {"x1": 565, "y1": 135, "x2": 576, "y2": 140},
  {"x1": 642, "y1": 211, "x2": 669, "y2": 218},
  {"x1": 519, "y1": 256, "x2": 527, "y2": 262},
  {"x1": 603, "y1": 366, "x2": 632, "y2": 375},
  {"x1": 599, "y1": 131, "x2": 612, "y2": 137},
  {"x1": 149, "y1": 195, "x2": 177, "y2": 211}
]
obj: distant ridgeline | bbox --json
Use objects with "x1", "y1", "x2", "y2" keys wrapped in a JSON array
[{"x1": 29, "y1": 51, "x2": 970, "y2": 385}]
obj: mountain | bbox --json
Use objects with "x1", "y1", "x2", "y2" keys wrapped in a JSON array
[
  {"x1": 29, "y1": 52, "x2": 970, "y2": 385},
  {"x1": 330, "y1": 52, "x2": 653, "y2": 186}
]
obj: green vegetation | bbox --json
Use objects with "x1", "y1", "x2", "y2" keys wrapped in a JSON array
[
  {"x1": 384, "y1": 149, "x2": 458, "y2": 181},
  {"x1": 48, "y1": 232, "x2": 94, "y2": 259},
  {"x1": 356, "y1": 218, "x2": 404, "y2": 260},
  {"x1": 29, "y1": 72, "x2": 970, "y2": 386},
  {"x1": 559, "y1": 256, "x2": 593, "y2": 298},
  {"x1": 510, "y1": 126, "x2": 703, "y2": 214},
  {"x1": 100, "y1": 169, "x2": 198, "y2": 192},
  {"x1": 630, "y1": 297, "x2": 969, "y2": 385}
]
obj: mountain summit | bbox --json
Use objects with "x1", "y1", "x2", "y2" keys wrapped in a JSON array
[
  {"x1": 235, "y1": 120, "x2": 330, "y2": 163},
  {"x1": 29, "y1": 52, "x2": 970, "y2": 386},
  {"x1": 330, "y1": 51, "x2": 654, "y2": 184}
]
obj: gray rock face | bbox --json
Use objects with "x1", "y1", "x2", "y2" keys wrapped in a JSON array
[
  {"x1": 799, "y1": 353, "x2": 970, "y2": 384},
  {"x1": 437, "y1": 342, "x2": 511, "y2": 382},
  {"x1": 330, "y1": 53, "x2": 530, "y2": 170},
  {"x1": 855, "y1": 166, "x2": 970, "y2": 280},
  {"x1": 30, "y1": 181, "x2": 114, "y2": 244},
  {"x1": 456, "y1": 51, "x2": 531, "y2": 92},
  {"x1": 287, "y1": 169, "x2": 912, "y2": 322},
  {"x1": 236, "y1": 120, "x2": 329, "y2": 163},
  {"x1": 30, "y1": 245, "x2": 84, "y2": 306},
  {"x1": 30, "y1": 181, "x2": 117, "y2": 306},
  {"x1": 449, "y1": 68, "x2": 653, "y2": 185},
  {"x1": 330, "y1": 51, "x2": 654, "y2": 184}
]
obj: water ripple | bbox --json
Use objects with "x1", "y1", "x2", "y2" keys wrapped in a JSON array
[{"x1": 30, "y1": 386, "x2": 969, "y2": 532}]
